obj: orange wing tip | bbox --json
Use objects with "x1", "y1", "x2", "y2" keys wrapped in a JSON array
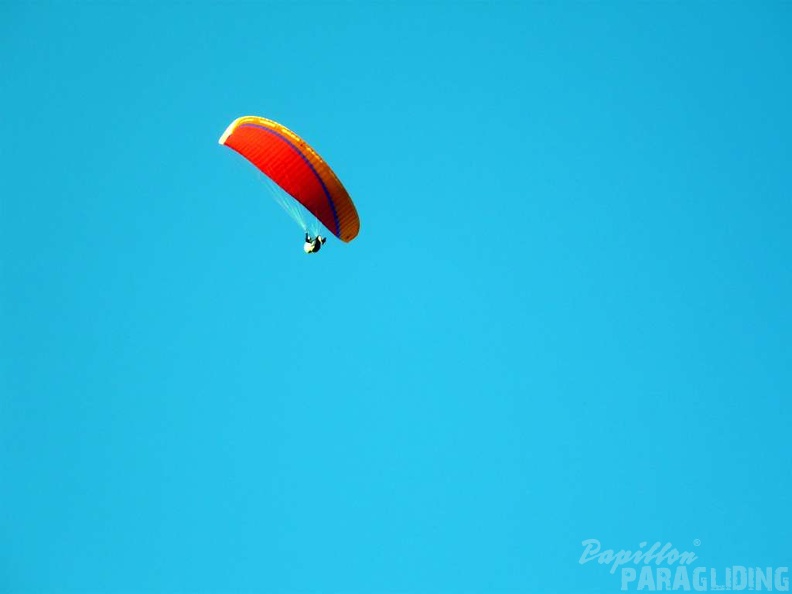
[
  {"x1": 219, "y1": 116, "x2": 303, "y2": 146},
  {"x1": 218, "y1": 116, "x2": 247, "y2": 145}
]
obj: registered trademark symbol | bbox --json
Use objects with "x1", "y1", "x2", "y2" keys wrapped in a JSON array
[{"x1": 693, "y1": 538, "x2": 701, "y2": 546}]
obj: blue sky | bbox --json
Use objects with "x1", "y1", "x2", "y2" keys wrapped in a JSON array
[{"x1": 1, "y1": 2, "x2": 790, "y2": 592}]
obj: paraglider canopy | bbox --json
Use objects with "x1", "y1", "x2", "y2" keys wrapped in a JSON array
[{"x1": 219, "y1": 116, "x2": 360, "y2": 242}]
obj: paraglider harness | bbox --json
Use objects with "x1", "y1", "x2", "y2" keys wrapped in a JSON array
[{"x1": 304, "y1": 233, "x2": 326, "y2": 254}]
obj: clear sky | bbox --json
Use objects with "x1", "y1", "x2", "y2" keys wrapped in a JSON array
[{"x1": 1, "y1": 2, "x2": 790, "y2": 593}]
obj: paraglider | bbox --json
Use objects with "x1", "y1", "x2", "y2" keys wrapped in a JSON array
[
  {"x1": 303, "y1": 233, "x2": 326, "y2": 254},
  {"x1": 218, "y1": 116, "x2": 360, "y2": 253}
]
